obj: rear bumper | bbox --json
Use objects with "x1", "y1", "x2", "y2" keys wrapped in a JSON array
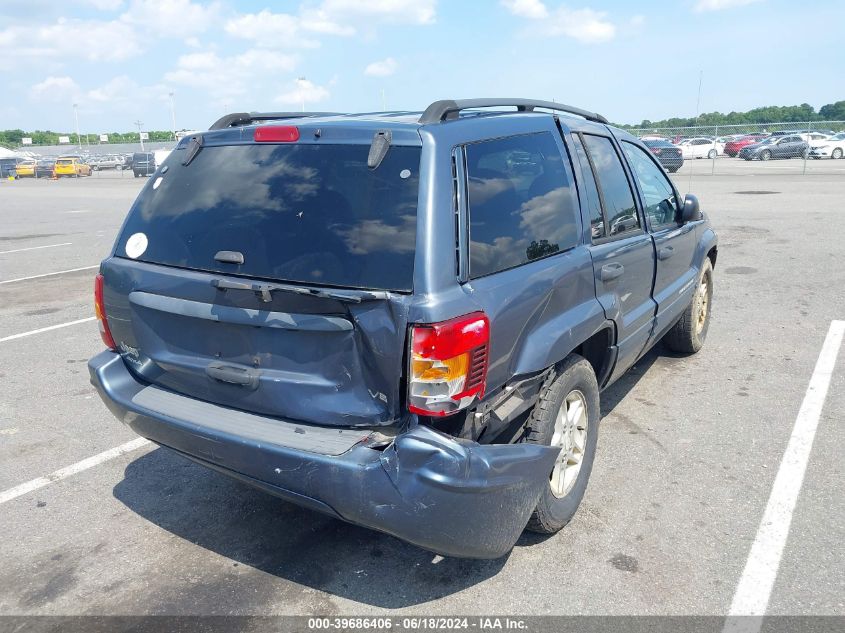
[{"x1": 89, "y1": 351, "x2": 559, "y2": 559}]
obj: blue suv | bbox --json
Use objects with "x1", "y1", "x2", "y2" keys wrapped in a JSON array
[{"x1": 89, "y1": 99, "x2": 717, "y2": 559}]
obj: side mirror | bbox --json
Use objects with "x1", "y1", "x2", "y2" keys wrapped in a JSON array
[{"x1": 681, "y1": 194, "x2": 701, "y2": 223}]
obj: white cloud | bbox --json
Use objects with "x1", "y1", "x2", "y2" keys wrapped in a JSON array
[
  {"x1": 501, "y1": 0, "x2": 548, "y2": 19},
  {"x1": 41, "y1": 18, "x2": 143, "y2": 60},
  {"x1": 84, "y1": 0, "x2": 125, "y2": 9},
  {"x1": 318, "y1": 0, "x2": 436, "y2": 24},
  {"x1": 275, "y1": 78, "x2": 330, "y2": 106},
  {"x1": 86, "y1": 75, "x2": 139, "y2": 102},
  {"x1": 0, "y1": 17, "x2": 141, "y2": 64},
  {"x1": 504, "y1": 3, "x2": 616, "y2": 43},
  {"x1": 224, "y1": 10, "x2": 325, "y2": 48},
  {"x1": 164, "y1": 49, "x2": 298, "y2": 101},
  {"x1": 364, "y1": 57, "x2": 398, "y2": 77},
  {"x1": 694, "y1": 0, "x2": 763, "y2": 11},
  {"x1": 120, "y1": 0, "x2": 221, "y2": 37},
  {"x1": 225, "y1": 0, "x2": 435, "y2": 49},
  {"x1": 30, "y1": 76, "x2": 80, "y2": 101}
]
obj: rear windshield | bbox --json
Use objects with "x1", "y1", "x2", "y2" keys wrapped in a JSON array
[
  {"x1": 117, "y1": 142, "x2": 421, "y2": 292},
  {"x1": 56, "y1": 159, "x2": 73, "y2": 165},
  {"x1": 133, "y1": 153, "x2": 152, "y2": 161}
]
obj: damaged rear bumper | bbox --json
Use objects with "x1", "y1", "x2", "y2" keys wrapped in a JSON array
[{"x1": 89, "y1": 351, "x2": 559, "y2": 559}]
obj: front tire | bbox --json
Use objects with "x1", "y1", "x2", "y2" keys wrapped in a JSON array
[
  {"x1": 520, "y1": 355, "x2": 600, "y2": 534},
  {"x1": 664, "y1": 258, "x2": 713, "y2": 354},
  {"x1": 708, "y1": 149, "x2": 717, "y2": 159},
  {"x1": 832, "y1": 148, "x2": 843, "y2": 159},
  {"x1": 760, "y1": 150, "x2": 771, "y2": 161}
]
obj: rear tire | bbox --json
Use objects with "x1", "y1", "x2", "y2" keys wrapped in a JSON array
[
  {"x1": 760, "y1": 150, "x2": 771, "y2": 161},
  {"x1": 708, "y1": 149, "x2": 717, "y2": 159},
  {"x1": 664, "y1": 258, "x2": 713, "y2": 354},
  {"x1": 520, "y1": 355, "x2": 600, "y2": 534},
  {"x1": 832, "y1": 148, "x2": 843, "y2": 159}
]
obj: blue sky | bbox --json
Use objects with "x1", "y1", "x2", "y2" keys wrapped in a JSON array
[{"x1": 1, "y1": 0, "x2": 843, "y2": 132}]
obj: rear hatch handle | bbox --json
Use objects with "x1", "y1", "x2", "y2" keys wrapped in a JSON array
[
  {"x1": 210, "y1": 277, "x2": 389, "y2": 303},
  {"x1": 206, "y1": 362, "x2": 260, "y2": 389}
]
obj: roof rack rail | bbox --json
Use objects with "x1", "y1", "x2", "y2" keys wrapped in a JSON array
[
  {"x1": 418, "y1": 99, "x2": 609, "y2": 125},
  {"x1": 208, "y1": 111, "x2": 341, "y2": 131}
]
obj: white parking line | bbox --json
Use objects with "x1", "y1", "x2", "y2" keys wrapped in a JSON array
[
  {"x1": 0, "y1": 242, "x2": 72, "y2": 255},
  {"x1": 0, "y1": 317, "x2": 96, "y2": 343},
  {"x1": 725, "y1": 320, "x2": 845, "y2": 631},
  {"x1": 0, "y1": 265, "x2": 98, "y2": 284},
  {"x1": 0, "y1": 438, "x2": 151, "y2": 505}
]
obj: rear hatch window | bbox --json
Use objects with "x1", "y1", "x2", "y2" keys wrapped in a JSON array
[{"x1": 118, "y1": 142, "x2": 420, "y2": 292}]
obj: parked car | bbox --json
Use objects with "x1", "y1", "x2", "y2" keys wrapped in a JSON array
[
  {"x1": 132, "y1": 152, "x2": 155, "y2": 177},
  {"x1": 15, "y1": 159, "x2": 36, "y2": 177},
  {"x1": 738, "y1": 135, "x2": 808, "y2": 160},
  {"x1": 0, "y1": 157, "x2": 18, "y2": 179},
  {"x1": 795, "y1": 132, "x2": 830, "y2": 144},
  {"x1": 808, "y1": 132, "x2": 845, "y2": 159},
  {"x1": 35, "y1": 159, "x2": 57, "y2": 178},
  {"x1": 677, "y1": 137, "x2": 724, "y2": 159},
  {"x1": 89, "y1": 99, "x2": 718, "y2": 559},
  {"x1": 54, "y1": 156, "x2": 92, "y2": 177},
  {"x1": 724, "y1": 134, "x2": 768, "y2": 157},
  {"x1": 91, "y1": 155, "x2": 122, "y2": 170},
  {"x1": 642, "y1": 139, "x2": 684, "y2": 172}
]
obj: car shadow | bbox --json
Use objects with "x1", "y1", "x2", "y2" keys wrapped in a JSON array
[
  {"x1": 113, "y1": 448, "x2": 507, "y2": 609},
  {"x1": 112, "y1": 343, "x2": 671, "y2": 608}
]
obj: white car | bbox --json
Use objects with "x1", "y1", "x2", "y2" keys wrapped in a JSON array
[
  {"x1": 808, "y1": 132, "x2": 845, "y2": 159},
  {"x1": 677, "y1": 137, "x2": 724, "y2": 159},
  {"x1": 794, "y1": 132, "x2": 830, "y2": 143}
]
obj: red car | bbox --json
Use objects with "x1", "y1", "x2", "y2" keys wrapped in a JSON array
[{"x1": 724, "y1": 134, "x2": 768, "y2": 157}]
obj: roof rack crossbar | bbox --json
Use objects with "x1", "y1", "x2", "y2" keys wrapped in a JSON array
[
  {"x1": 418, "y1": 99, "x2": 609, "y2": 125},
  {"x1": 208, "y1": 111, "x2": 341, "y2": 131}
]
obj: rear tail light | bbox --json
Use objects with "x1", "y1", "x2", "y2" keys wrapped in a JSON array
[
  {"x1": 254, "y1": 125, "x2": 300, "y2": 142},
  {"x1": 94, "y1": 273, "x2": 117, "y2": 351},
  {"x1": 408, "y1": 312, "x2": 489, "y2": 417}
]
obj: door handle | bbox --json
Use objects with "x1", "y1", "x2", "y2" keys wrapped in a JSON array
[
  {"x1": 206, "y1": 362, "x2": 260, "y2": 389},
  {"x1": 658, "y1": 246, "x2": 675, "y2": 261},
  {"x1": 600, "y1": 263, "x2": 625, "y2": 282}
]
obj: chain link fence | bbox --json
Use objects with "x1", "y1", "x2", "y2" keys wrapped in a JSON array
[{"x1": 626, "y1": 120, "x2": 845, "y2": 176}]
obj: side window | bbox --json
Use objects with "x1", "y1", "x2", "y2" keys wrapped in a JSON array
[
  {"x1": 465, "y1": 132, "x2": 579, "y2": 278},
  {"x1": 582, "y1": 135, "x2": 640, "y2": 237},
  {"x1": 570, "y1": 134, "x2": 605, "y2": 240},
  {"x1": 622, "y1": 142, "x2": 679, "y2": 228}
]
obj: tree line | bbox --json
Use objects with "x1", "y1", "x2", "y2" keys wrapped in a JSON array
[
  {"x1": 623, "y1": 101, "x2": 845, "y2": 129},
  {"x1": 0, "y1": 129, "x2": 175, "y2": 148},
  {"x1": 2, "y1": 101, "x2": 844, "y2": 147}
]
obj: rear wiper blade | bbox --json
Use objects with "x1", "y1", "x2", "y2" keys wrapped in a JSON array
[{"x1": 210, "y1": 278, "x2": 388, "y2": 303}]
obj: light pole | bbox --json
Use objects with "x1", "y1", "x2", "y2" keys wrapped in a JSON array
[
  {"x1": 297, "y1": 77, "x2": 306, "y2": 112},
  {"x1": 135, "y1": 120, "x2": 145, "y2": 151},
  {"x1": 73, "y1": 103, "x2": 81, "y2": 150},
  {"x1": 168, "y1": 92, "x2": 176, "y2": 141}
]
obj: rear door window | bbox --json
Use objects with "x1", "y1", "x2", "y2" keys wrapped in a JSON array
[
  {"x1": 581, "y1": 135, "x2": 640, "y2": 238},
  {"x1": 570, "y1": 134, "x2": 605, "y2": 240},
  {"x1": 117, "y1": 142, "x2": 421, "y2": 292},
  {"x1": 464, "y1": 132, "x2": 579, "y2": 278}
]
